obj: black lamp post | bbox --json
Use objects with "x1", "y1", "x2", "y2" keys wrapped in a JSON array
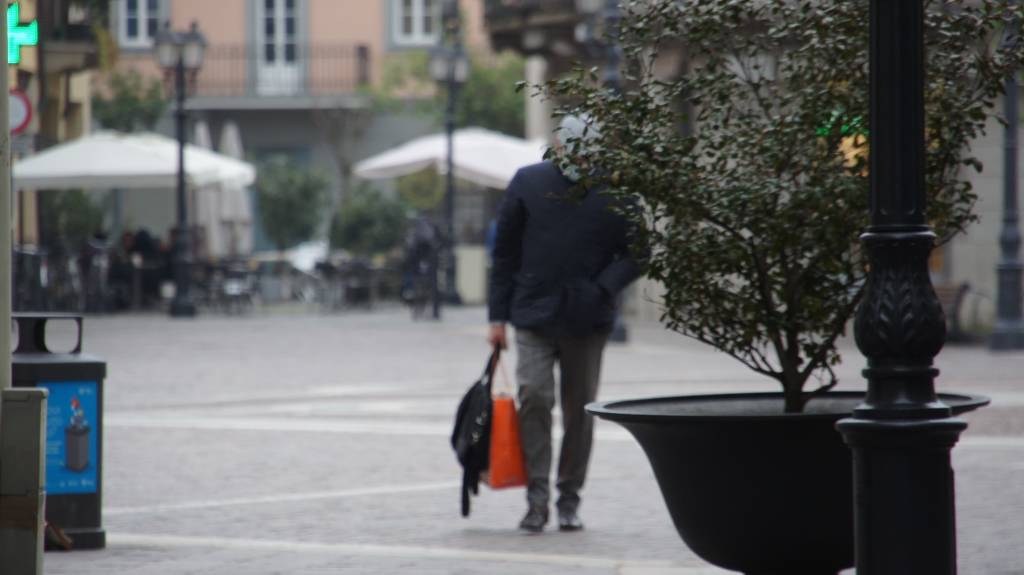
[
  {"x1": 992, "y1": 8, "x2": 1024, "y2": 350},
  {"x1": 431, "y1": 1, "x2": 469, "y2": 310},
  {"x1": 837, "y1": 1, "x2": 968, "y2": 573},
  {"x1": 155, "y1": 21, "x2": 206, "y2": 318}
]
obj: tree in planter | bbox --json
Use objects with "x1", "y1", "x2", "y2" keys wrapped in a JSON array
[
  {"x1": 542, "y1": 0, "x2": 1024, "y2": 412},
  {"x1": 329, "y1": 187, "x2": 408, "y2": 257},
  {"x1": 256, "y1": 156, "x2": 329, "y2": 253}
]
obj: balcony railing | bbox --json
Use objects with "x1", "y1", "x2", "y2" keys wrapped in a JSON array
[
  {"x1": 484, "y1": 0, "x2": 577, "y2": 23},
  {"x1": 39, "y1": 0, "x2": 103, "y2": 72},
  {"x1": 483, "y1": 0, "x2": 580, "y2": 53},
  {"x1": 47, "y1": 0, "x2": 104, "y2": 42},
  {"x1": 485, "y1": 0, "x2": 576, "y2": 16},
  {"x1": 192, "y1": 43, "x2": 371, "y2": 99}
]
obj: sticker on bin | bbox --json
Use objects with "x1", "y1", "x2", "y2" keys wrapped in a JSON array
[{"x1": 39, "y1": 381, "x2": 99, "y2": 494}]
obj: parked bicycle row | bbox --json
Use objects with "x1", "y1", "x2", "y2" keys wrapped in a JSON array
[{"x1": 13, "y1": 242, "x2": 412, "y2": 317}]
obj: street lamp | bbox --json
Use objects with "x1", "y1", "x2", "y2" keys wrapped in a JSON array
[
  {"x1": 836, "y1": 1, "x2": 968, "y2": 572},
  {"x1": 154, "y1": 21, "x2": 206, "y2": 318},
  {"x1": 992, "y1": 10, "x2": 1024, "y2": 350},
  {"x1": 430, "y1": 0, "x2": 469, "y2": 312}
]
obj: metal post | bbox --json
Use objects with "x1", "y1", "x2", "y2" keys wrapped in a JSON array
[
  {"x1": 836, "y1": 2, "x2": 967, "y2": 574},
  {"x1": 0, "y1": 0, "x2": 13, "y2": 390},
  {"x1": 442, "y1": 7, "x2": 463, "y2": 307},
  {"x1": 431, "y1": 243, "x2": 441, "y2": 320},
  {"x1": 444, "y1": 64, "x2": 458, "y2": 303},
  {"x1": 604, "y1": 0, "x2": 629, "y2": 343},
  {"x1": 992, "y1": 11, "x2": 1024, "y2": 350},
  {"x1": 170, "y1": 54, "x2": 196, "y2": 317},
  {"x1": 603, "y1": 0, "x2": 621, "y2": 91}
]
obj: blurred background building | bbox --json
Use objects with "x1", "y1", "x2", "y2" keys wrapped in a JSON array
[
  {"x1": 10, "y1": 0, "x2": 103, "y2": 244},
  {"x1": 3, "y1": 0, "x2": 1018, "y2": 336},
  {"x1": 106, "y1": 0, "x2": 490, "y2": 253},
  {"x1": 99, "y1": 0, "x2": 506, "y2": 306}
]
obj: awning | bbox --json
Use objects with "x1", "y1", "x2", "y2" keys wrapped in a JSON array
[
  {"x1": 13, "y1": 131, "x2": 256, "y2": 190},
  {"x1": 353, "y1": 127, "x2": 547, "y2": 189}
]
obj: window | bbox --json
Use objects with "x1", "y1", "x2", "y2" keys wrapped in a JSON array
[
  {"x1": 261, "y1": 0, "x2": 297, "y2": 65},
  {"x1": 119, "y1": 0, "x2": 160, "y2": 47},
  {"x1": 392, "y1": 0, "x2": 440, "y2": 46},
  {"x1": 256, "y1": 0, "x2": 301, "y2": 95}
]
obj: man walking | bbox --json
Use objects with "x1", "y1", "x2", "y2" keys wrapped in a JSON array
[{"x1": 487, "y1": 116, "x2": 641, "y2": 533}]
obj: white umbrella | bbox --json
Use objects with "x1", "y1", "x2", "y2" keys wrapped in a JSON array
[
  {"x1": 193, "y1": 120, "x2": 226, "y2": 259},
  {"x1": 13, "y1": 131, "x2": 256, "y2": 190},
  {"x1": 353, "y1": 127, "x2": 547, "y2": 189},
  {"x1": 217, "y1": 121, "x2": 254, "y2": 256},
  {"x1": 172, "y1": 136, "x2": 255, "y2": 189},
  {"x1": 219, "y1": 122, "x2": 245, "y2": 161},
  {"x1": 193, "y1": 120, "x2": 213, "y2": 149}
]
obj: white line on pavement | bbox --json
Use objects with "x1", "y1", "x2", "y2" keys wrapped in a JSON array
[
  {"x1": 104, "y1": 414, "x2": 635, "y2": 441},
  {"x1": 105, "y1": 481, "x2": 460, "y2": 516},
  {"x1": 106, "y1": 532, "x2": 729, "y2": 573},
  {"x1": 959, "y1": 435, "x2": 1024, "y2": 449},
  {"x1": 105, "y1": 414, "x2": 454, "y2": 435}
]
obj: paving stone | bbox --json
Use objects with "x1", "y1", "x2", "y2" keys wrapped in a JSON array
[{"x1": 34, "y1": 307, "x2": 1024, "y2": 574}]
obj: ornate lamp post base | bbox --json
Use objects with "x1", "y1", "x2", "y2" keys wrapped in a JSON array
[
  {"x1": 169, "y1": 297, "x2": 197, "y2": 318},
  {"x1": 443, "y1": 290, "x2": 463, "y2": 306},
  {"x1": 991, "y1": 322, "x2": 1024, "y2": 349},
  {"x1": 836, "y1": 2, "x2": 975, "y2": 573}
]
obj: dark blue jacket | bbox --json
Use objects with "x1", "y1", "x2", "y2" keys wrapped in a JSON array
[{"x1": 488, "y1": 161, "x2": 642, "y2": 333}]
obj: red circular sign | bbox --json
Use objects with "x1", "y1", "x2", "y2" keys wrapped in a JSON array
[{"x1": 9, "y1": 89, "x2": 32, "y2": 135}]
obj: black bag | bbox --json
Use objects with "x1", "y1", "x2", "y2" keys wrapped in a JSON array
[{"x1": 450, "y1": 347, "x2": 500, "y2": 517}]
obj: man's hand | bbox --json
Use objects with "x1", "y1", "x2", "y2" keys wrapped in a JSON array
[{"x1": 488, "y1": 323, "x2": 508, "y2": 350}]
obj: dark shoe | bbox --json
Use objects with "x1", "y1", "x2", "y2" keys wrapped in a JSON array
[
  {"x1": 519, "y1": 505, "x2": 549, "y2": 533},
  {"x1": 558, "y1": 509, "x2": 584, "y2": 532}
]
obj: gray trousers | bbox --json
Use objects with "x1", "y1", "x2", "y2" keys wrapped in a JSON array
[{"x1": 515, "y1": 328, "x2": 608, "y2": 512}]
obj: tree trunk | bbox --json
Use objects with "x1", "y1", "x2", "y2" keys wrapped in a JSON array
[
  {"x1": 780, "y1": 356, "x2": 806, "y2": 414},
  {"x1": 783, "y1": 387, "x2": 805, "y2": 414}
]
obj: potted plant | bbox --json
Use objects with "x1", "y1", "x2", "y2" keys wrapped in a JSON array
[{"x1": 539, "y1": 1, "x2": 1024, "y2": 573}]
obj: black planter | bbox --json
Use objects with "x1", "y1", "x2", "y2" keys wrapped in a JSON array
[{"x1": 586, "y1": 391, "x2": 987, "y2": 575}]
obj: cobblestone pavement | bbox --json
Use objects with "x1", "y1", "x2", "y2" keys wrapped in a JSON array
[{"x1": 37, "y1": 306, "x2": 1024, "y2": 575}]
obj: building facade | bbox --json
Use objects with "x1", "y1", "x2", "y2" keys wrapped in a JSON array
[
  {"x1": 10, "y1": 0, "x2": 102, "y2": 246},
  {"x1": 106, "y1": 0, "x2": 491, "y2": 262},
  {"x1": 945, "y1": 111, "x2": 1022, "y2": 331}
]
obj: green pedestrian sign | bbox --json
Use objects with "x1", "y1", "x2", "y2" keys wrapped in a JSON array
[{"x1": 7, "y1": 2, "x2": 39, "y2": 65}]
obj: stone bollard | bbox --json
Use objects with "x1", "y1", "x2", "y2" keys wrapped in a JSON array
[{"x1": 0, "y1": 388, "x2": 48, "y2": 575}]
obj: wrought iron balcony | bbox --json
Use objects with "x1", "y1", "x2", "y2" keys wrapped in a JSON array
[
  {"x1": 188, "y1": 43, "x2": 371, "y2": 107},
  {"x1": 484, "y1": 0, "x2": 581, "y2": 54},
  {"x1": 40, "y1": 0, "x2": 104, "y2": 72},
  {"x1": 485, "y1": 0, "x2": 576, "y2": 19}
]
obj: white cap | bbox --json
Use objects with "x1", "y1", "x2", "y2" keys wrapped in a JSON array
[{"x1": 556, "y1": 114, "x2": 599, "y2": 148}]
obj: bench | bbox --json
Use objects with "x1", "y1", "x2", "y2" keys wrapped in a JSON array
[{"x1": 933, "y1": 282, "x2": 971, "y2": 342}]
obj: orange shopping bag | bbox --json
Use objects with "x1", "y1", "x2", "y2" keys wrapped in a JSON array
[{"x1": 488, "y1": 393, "x2": 527, "y2": 489}]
